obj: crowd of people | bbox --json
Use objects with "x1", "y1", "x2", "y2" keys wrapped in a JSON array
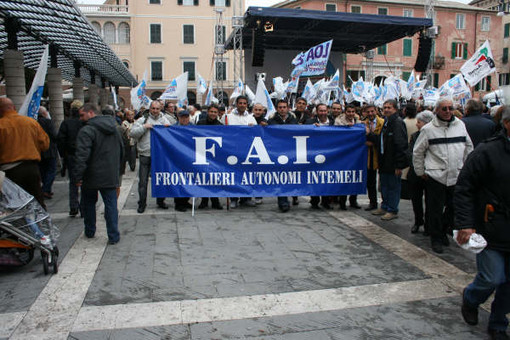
[{"x1": 0, "y1": 93, "x2": 508, "y2": 339}]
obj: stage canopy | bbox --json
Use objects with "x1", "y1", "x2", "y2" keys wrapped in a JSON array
[{"x1": 226, "y1": 6, "x2": 433, "y2": 54}]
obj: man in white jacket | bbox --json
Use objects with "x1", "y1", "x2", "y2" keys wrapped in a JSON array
[
  {"x1": 413, "y1": 99, "x2": 473, "y2": 254},
  {"x1": 130, "y1": 101, "x2": 171, "y2": 213}
]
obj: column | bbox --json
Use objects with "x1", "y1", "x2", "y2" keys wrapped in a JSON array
[
  {"x1": 72, "y1": 61, "x2": 84, "y2": 103},
  {"x1": 99, "y1": 80, "x2": 108, "y2": 109},
  {"x1": 88, "y1": 71, "x2": 99, "y2": 106},
  {"x1": 4, "y1": 50, "x2": 26, "y2": 110},
  {"x1": 47, "y1": 68, "x2": 64, "y2": 128}
]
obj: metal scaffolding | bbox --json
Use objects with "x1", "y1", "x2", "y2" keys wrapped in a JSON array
[
  {"x1": 232, "y1": 0, "x2": 244, "y2": 91},
  {"x1": 214, "y1": 8, "x2": 225, "y2": 104}
]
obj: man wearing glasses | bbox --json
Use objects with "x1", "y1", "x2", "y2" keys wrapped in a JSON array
[{"x1": 413, "y1": 99, "x2": 473, "y2": 254}]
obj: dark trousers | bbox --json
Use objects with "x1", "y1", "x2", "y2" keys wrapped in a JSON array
[
  {"x1": 200, "y1": 197, "x2": 220, "y2": 206},
  {"x1": 138, "y1": 155, "x2": 165, "y2": 207},
  {"x1": 278, "y1": 196, "x2": 289, "y2": 208},
  {"x1": 67, "y1": 155, "x2": 80, "y2": 211},
  {"x1": 81, "y1": 188, "x2": 120, "y2": 243},
  {"x1": 5, "y1": 161, "x2": 45, "y2": 210},
  {"x1": 124, "y1": 144, "x2": 136, "y2": 172},
  {"x1": 174, "y1": 197, "x2": 190, "y2": 208},
  {"x1": 339, "y1": 195, "x2": 358, "y2": 206},
  {"x1": 409, "y1": 176, "x2": 427, "y2": 229},
  {"x1": 39, "y1": 157, "x2": 56, "y2": 194},
  {"x1": 367, "y1": 168, "x2": 378, "y2": 207},
  {"x1": 311, "y1": 196, "x2": 331, "y2": 206},
  {"x1": 425, "y1": 178, "x2": 454, "y2": 242}
]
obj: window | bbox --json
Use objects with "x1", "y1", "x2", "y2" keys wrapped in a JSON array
[
  {"x1": 456, "y1": 13, "x2": 466, "y2": 29},
  {"x1": 377, "y1": 44, "x2": 387, "y2": 55},
  {"x1": 182, "y1": 0, "x2": 195, "y2": 5},
  {"x1": 149, "y1": 0, "x2": 161, "y2": 3},
  {"x1": 475, "y1": 76, "x2": 492, "y2": 91},
  {"x1": 91, "y1": 21, "x2": 101, "y2": 35},
  {"x1": 103, "y1": 22, "x2": 115, "y2": 44},
  {"x1": 403, "y1": 9, "x2": 413, "y2": 17},
  {"x1": 403, "y1": 39, "x2": 412, "y2": 56},
  {"x1": 505, "y1": 23, "x2": 510, "y2": 38},
  {"x1": 118, "y1": 22, "x2": 130, "y2": 44},
  {"x1": 215, "y1": 0, "x2": 225, "y2": 5},
  {"x1": 325, "y1": 3, "x2": 336, "y2": 11},
  {"x1": 122, "y1": 60, "x2": 130, "y2": 69},
  {"x1": 451, "y1": 42, "x2": 468, "y2": 59},
  {"x1": 378, "y1": 8, "x2": 388, "y2": 15},
  {"x1": 150, "y1": 24, "x2": 161, "y2": 44},
  {"x1": 504, "y1": 47, "x2": 509, "y2": 63},
  {"x1": 345, "y1": 70, "x2": 365, "y2": 87},
  {"x1": 183, "y1": 61, "x2": 196, "y2": 81},
  {"x1": 481, "y1": 16, "x2": 490, "y2": 31},
  {"x1": 351, "y1": 5, "x2": 361, "y2": 13},
  {"x1": 215, "y1": 61, "x2": 226, "y2": 81},
  {"x1": 499, "y1": 73, "x2": 510, "y2": 86},
  {"x1": 215, "y1": 25, "x2": 226, "y2": 45},
  {"x1": 183, "y1": 25, "x2": 194, "y2": 44},
  {"x1": 433, "y1": 73, "x2": 439, "y2": 88},
  {"x1": 402, "y1": 71, "x2": 411, "y2": 81},
  {"x1": 151, "y1": 61, "x2": 163, "y2": 81}
]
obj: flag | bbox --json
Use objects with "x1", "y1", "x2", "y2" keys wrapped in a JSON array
[
  {"x1": 254, "y1": 78, "x2": 276, "y2": 119},
  {"x1": 245, "y1": 85, "x2": 256, "y2": 103},
  {"x1": 111, "y1": 87, "x2": 119, "y2": 110},
  {"x1": 204, "y1": 80, "x2": 218, "y2": 106},
  {"x1": 19, "y1": 45, "x2": 49, "y2": 119},
  {"x1": 131, "y1": 70, "x2": 148, "y2": 110},
  {"x1": 160, "y1": 72, "x2": 188, "y2": 101},
  {"x1": 287, "y1": 76, "x2": 300, "y2": 94},
  {"x1": 291, "y1": 40, "x2": 333, "y2": 77},
  {"x1": 270, "y1": 77, "x2": 287, "y2": 99},
  {"x1": 423, "y1": 88, "x2": 440, "y2": 107},
  {"x1": 301, "y1": 79, "x2": 316, "y2": 102},
  {"x1": 351, "y1": 77, "x2": 365, "y2": 103},
  {"x1": 460, "y1": 40, "x2": 496, "y2": 87},
  {"x1": 324, "y1": 69, "x2": 340, "y2": 91},
  {"x1": 196, "y1": 73, "x2": 207, "y2": 95},
  {"x1": 344, "y1": 85, "x2": 354, "y2": 104},
  {"x1": 230, "y1": 78, "x2": 244, "y2": 100}
]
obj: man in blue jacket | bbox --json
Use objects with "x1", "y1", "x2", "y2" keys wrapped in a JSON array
[{"x1": 74, "y1": 103, "x2": 124, "y2": 245}]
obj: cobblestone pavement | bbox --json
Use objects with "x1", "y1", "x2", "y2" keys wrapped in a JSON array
[{"x1": 0, "y1": 168, "x2": 501, "y2": 339}]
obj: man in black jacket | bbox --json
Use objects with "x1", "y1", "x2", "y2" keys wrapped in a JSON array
[
  {"x1": 37, "y1": 106, "x2": 58, "y2": 199},
  {"x1": 455, "y1": 106, "x2": 510, "y2": 340},
  {"x1": 371, "y1": 99, "x2": 408, "y2": 220},
  {"x1": 462, "y1": 99, "x2": 496, "y2": 148},
  {"x1": 268, "y1": 100, "x2": 298, "y2": 212},
  {"x1": 74, "y1": 103, "x2": 124, "y2": 245}
]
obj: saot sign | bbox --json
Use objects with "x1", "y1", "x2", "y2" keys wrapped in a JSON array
[{"x1": 151, "y1": 125, "x2": 367, "y2": 198}]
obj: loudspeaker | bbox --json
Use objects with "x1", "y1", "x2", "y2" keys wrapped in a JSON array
[
  {"x1": 256, "y1": 73, "x2": 266, "y2": 82},
  {"x1": 251, "y1": 29, "x2": 265, "y2": 67},
  {"x1": 414, "y1": 34, "x2": 432, "y2": 73}
]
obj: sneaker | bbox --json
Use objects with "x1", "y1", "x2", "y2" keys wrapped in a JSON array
[
  {"x1": 230, "y1": 200, "x2": 238, "y2": 209},
  {"x1": 488, "y1": 329, "x2": 509, "y2": 340},
  {"x1": 242, "y1": 200, "x2": 256, "y2": 207},
  {"x1": 371, "y1": 208, "x2": 386, "y2": 216},
  {"x1": 461, "y1": 288, "x2": 478, "y2": 326},
  {"x1": 254, "y1": 198, "x2": 263, "y2": 205},
  {"x1": 381, "y1": 212, "x2": 398, "y2": 221}
]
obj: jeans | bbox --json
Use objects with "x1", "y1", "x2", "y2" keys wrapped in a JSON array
[
  {"x1": 39, "y1": 157, "x2": 56, "y2": 194},
  {"x1": 379, "y1": 172, "x2": 401, "y2": 213},
  {"x1": 81, "y1": 188, "x2": 120, "y2": 243},
  {"x1": 67, "y1": 155, "x2": 80, "y2": 210},
  {"x1": 464, "y1": 248, "x2": 510, "y2": 331},
  {"x1": 138, "y1": 155, "x2": 165, "y2": 207}
]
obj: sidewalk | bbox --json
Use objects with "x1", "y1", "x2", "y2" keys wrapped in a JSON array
[{"x1": 0, "y1": 168, "x2": 495, "y2": 340}]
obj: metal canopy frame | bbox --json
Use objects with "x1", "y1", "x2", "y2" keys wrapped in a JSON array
[
  {"x1": 225, "y1": 6, "x2": 433, "y2": 54},
  {"x1": 0, "y1": 0, "x2": 136, "y2": 87}
]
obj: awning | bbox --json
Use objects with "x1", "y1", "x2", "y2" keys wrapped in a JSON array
[
  {"x1": 0, "y1": 0, "x2": 136, "y2": 87},
  {"x1": 226, "y1": 6, "x2": 433, "y2": 54}
]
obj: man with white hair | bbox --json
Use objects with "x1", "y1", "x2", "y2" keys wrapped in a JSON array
[{"x1": 413, "y1": 99, "x2": 473, "y2": 254}]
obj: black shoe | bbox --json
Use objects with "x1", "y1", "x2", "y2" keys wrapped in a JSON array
[
  {"x1": 185, "y1": 202, "x2": 193, "y2": 209},
  {"x1": 321, "y1": 203, "x2": 333, "y2": 210},
  {"x1": 198, "y1": 201, "x2": 208, "y2": 209},
  {"x1": 69, "y1": 208, "x2": 79, "y2": 217},
  {"x1": 292, "y1": 197, "x2": 299, "y2": 206},
  {"x1": 211, "y1": 204, "x2": 223, "y2": 210},
  {"x1": 442, "y1": 235, "x2": 450, "y2": 246},
  {"x1": 364, "y1": 204, "x2": 377, "y2": 211},
  {"x1": 411, "y1": 224, "x2": 420, "y2": 234},
  {"x1": 280, "y1": 205, "x2": 290, "y2": 212},
  {"x1": 488, "y1": 329, "x2": 509, "y2": 340},
  {"x1": 350, "y1": 202, "x2": 361, "y2": 209},
  {"x1": 423, "y1": 230, "x2": 430, "y2": 237},
  {"x1": 339, "y1": 204, "x2": 347, "y2": 211},
  {"x1": 175, "y1": 206, "x2": 187, "y2": 212},
  {"x1": 461, "y1": 288, "x2": 478, "y2": 326},
  {"x1": 157, "y1": 202, "x2": 169, "y2": 210},
  {"x1": 431, "y1": 241, "x2": 443, "y2": 254},
  {"x1": 311, "y1": 204, "x2": 320, "y2": 209},
  {"x1": 137, "y1": 205, "x2": 146, "y2": 214},
  {"x1": 108, "y1": 239, "x2": 119, "y2": 245}
]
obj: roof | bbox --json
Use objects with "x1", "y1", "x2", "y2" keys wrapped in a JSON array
[
  {"x1": 0, "y1": 0, "x2": 136, "y2": 87},
  {"x1": 226, "y1": 6, "x2": 432, "y2": 54}
]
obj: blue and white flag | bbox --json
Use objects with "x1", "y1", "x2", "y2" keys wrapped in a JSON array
[
  {"x1": 301, "y1": 79, "x2": 316, "y2": 102},
  {"x1": 204, "y1": 80, "x2": 218, "y2": 106},
  {"x1": 324, "y1": 69, "x2": 340, "y2": 91},
  {"x1": 230, "y1": 78, "x2": 244, "y2": 100},
  {"x1": 19, "y1": 45, "x2": 49, "y2": 119},
  {"x1": 151, "y1": 125, "x2": 367, "y2": 197},
  {"x1": 160, "y1": 72, "x2": 188, "y2": 101},
  {"x1": 291, "y1": 40, "x2": 333, "y2": 77},
  {"x1": 111, "y1": 87, "x2": 119, "y2": 110},
  {"x1": 254, "y1": 78, "x2": 276, "y2": 119},
  {"x1": 196, "y1": 73, "x2": 208, "y2": 95},
  {"x1": 351, "y1": 77, "x2": 365, "y2": 103},
  {"x1": 130, "y1": 70, "x2": 147, "y2": 110},
  {"x1": 287, "y1": 76, "x2": 300, "y2": 94},
  {"x1": 270, "y1": 77, "x2": 287, "y2": 100}
]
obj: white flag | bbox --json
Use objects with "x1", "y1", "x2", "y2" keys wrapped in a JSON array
[
  {"x1": 270, "y1": 77, "x2": 287, "y2": 100},
  {"x1": 130, "y1": 70, "x2": 148, "y2": 110},
  {"x1": 204, "y1": 80, "x2": 218, "y2": 106},
  {"x1": 301, "y1": 79, "x2": 316, "y2": 103},
  {"x1": 160, "y1": 72, "x2": 188, "y2": 101},
  {"x1": 196, "y1": 73, "x2": 207, "y2": 95},
  {"x1": 460, "y1": 40, "x2": 496, "y2": 87},
  {"x1": 245, "y1": 85, "x2": 256, "y2": 103},
  {"x1": 324, "y1": 69, "x2": 340, "y2": 91},
  {"x1": 19, "y1": 45, "x2": 49, "y2": 119},
  {"x1": 230, "y1": 78, "x2": 244, "y2": 100},
  {"x1": 254, "y1": 78, "x2": 276, "y2": 120},
  {"x1": 287, "y1": 76, "x2": 299, "y2": 94},
  {"x1": 111, "y1": 87, "x2": 119, "y2": 110}
]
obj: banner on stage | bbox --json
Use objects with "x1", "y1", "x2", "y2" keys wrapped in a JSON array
[{"x1": 151, "y1": 125, "x2": 367, "y2": 197}]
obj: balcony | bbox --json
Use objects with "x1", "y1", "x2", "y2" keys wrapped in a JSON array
[
  {"x1": 432, "y1": 55, "x2": 445, "y2": 69},
  {"x1": 77, "y1": 4, "x2": 129, "y2": 16}
]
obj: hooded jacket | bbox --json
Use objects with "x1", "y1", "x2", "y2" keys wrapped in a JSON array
[
  {"x1": 74, "y1": 115, "x2": 124, "y2": 189},
  {"x1": 454, "y1": 131, "x2": 510, "y2": 252},
  {"x1": 413, "y1": 115, "x2": 473, "y2": 186}
]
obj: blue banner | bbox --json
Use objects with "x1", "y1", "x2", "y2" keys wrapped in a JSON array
[{"x1": 151, "y1": 125, "x2": 367, "y2": 197}]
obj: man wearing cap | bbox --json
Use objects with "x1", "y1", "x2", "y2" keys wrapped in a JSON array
[
  {"x1": 173, "y1": 110, "x2": 193, "y2": 211},
  {"x1": 130, "y1": 101, "x2": 171, "y2": 213}
]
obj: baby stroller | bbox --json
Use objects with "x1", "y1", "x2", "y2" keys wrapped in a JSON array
[{"x1": 0, "y1": 172, "x2": 59, "y2": 275}]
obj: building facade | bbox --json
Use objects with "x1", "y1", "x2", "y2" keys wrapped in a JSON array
[
  {"x1": 274, "y1": 0, "x2": 503, "y2": 96},
  {"x1": 78, "y1": 0, "x2": 243, "y2": 107}
]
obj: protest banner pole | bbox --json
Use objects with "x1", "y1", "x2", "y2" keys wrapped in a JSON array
[{"x1": 192, "y1": 197, "x2": 195, "y2": 217}]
